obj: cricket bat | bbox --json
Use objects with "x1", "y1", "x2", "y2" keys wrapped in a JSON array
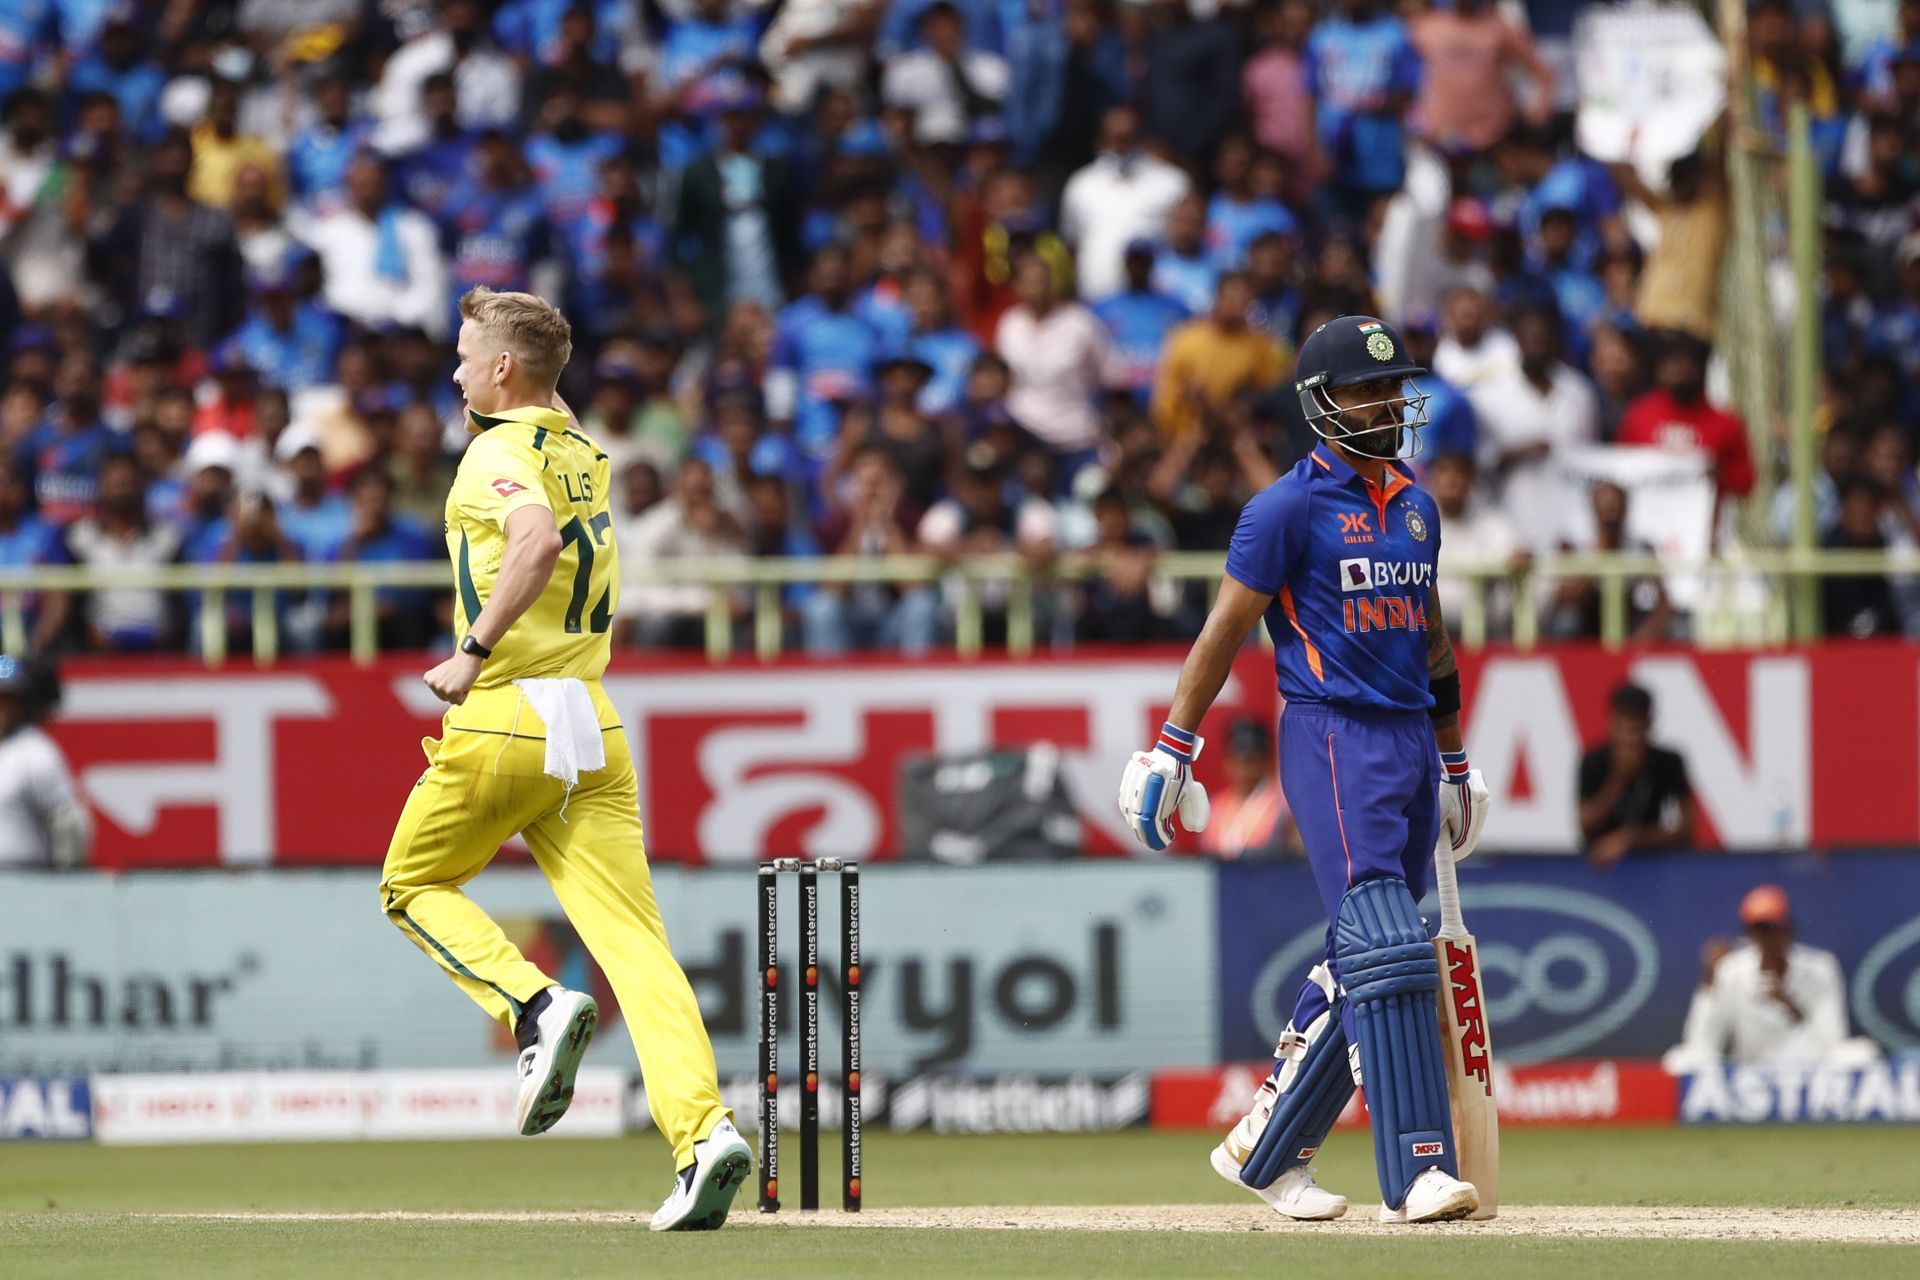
[{"x1": 1432, "y1": 837, "x2": 1499, "y2": 1219}]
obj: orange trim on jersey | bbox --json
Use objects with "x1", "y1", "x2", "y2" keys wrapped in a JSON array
[
  {"x1": 1368, "y1": 466, "x2": 1412, "y2": 531},
  {"x1": 1311, "y1": 451, "x2": 1334, "y2": 472},
  {"x1": 1277, "y1": 586, "x2": 1324, "y2": 682}
]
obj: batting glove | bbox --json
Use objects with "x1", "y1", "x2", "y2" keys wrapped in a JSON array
[
  {"x1": 1438, "y1": 749, "x2": 1490, "y2": 861},
  {"x1": 1118, "y1": 722, "x2": 1212, "y2": 851}
]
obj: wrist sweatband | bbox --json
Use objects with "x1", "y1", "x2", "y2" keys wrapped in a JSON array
[{"x1": 1156, "y1": 722, "x2": 1196, "y2": 763}]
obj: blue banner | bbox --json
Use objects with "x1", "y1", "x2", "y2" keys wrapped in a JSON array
[
  {"x1": 1678, "y1": 1056, "x2": 1920, "y2": 1123},
  {"x1": 0, "y1": 1077, "x2": 92, "y2": 1140},
  {"x1": 1216, "y1": 852, "x2": 1920, "y2": 1063}
]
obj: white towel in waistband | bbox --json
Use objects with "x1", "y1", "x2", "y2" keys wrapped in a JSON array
[{"x1": 512, "y1": 677, "x2": 606, "y2": 789}]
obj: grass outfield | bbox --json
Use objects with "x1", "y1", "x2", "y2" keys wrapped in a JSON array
[{"x1": 3, "y1": 1128, "x2": 1917, "y2": 1278}]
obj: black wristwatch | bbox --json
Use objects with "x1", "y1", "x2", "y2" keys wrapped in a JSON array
[{"x1": 460, "y1": 634, "x2": 493, "y2": 661}]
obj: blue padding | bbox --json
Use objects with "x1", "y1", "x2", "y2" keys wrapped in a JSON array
[
  {"x1": 1238, "y1": 1013, "x2": 1354, "y2": 1189},
  {"x1": 1335, "y1": 877, "x2": 1458, "y2": 1208}
]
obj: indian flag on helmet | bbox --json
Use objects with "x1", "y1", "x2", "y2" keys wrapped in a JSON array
[{"x1": 1358, "y1": 320, "x2": 1396, "y2": 362}]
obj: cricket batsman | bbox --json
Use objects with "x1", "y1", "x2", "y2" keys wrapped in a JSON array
[
  {"x1": 1118, "y1": 316, "x2": 1490, "y2": 1223},
  {"x1": 380, "y1": 287, "x2": 752, "y2": 1231}
]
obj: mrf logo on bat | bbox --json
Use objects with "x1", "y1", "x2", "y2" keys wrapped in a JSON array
[{"x1": 1444, "y1": 941, "x2": 1492, "y2": 1095}]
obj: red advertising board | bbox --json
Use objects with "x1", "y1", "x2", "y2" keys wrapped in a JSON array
[
  {"x1": 40, "y1": 642, "x2": 1920, "y2": 866},
  {"x1": 1148, "y1": 1060, "x2": 1680, "y2": 1130}
]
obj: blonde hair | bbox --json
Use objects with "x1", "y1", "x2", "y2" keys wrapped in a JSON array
[{"x1": 459, "y1": 286, "x2": 574, "y2": 389}]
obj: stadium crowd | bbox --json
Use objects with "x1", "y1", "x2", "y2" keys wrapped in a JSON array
[{"x1": 0, "y1": 0, "x2": 1916, "y2": 656}]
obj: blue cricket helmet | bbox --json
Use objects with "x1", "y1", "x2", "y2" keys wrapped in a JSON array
[{"x1": 1293, "y1": 315, "x2": 1430, "y2": 460}]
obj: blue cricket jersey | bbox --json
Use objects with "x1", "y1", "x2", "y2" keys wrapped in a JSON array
[
  {"x1": 1093, "y1": 289, "x2": 1190, "y2": 402},
  {"x1": 1225, "y1": 444, "x2": 1441, "y2": 713},
  {"x1": 1304, "y1": 16, "x2": 1422, "y2": 193}
]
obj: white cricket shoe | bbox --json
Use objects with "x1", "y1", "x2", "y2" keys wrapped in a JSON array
[
  {"x1": 650, "y1": 1117, "x2": 754, "y2": 1232},
  {"x1": 513, "y1": 986, "x2": 598, "y2": 1137},
  {"x1": 1209, "y1": 1142, "x2": 1348, "y2": 1221},
  {"x1": 1379, "y1": 1168, "x2": 1479, "y2": 1224}
]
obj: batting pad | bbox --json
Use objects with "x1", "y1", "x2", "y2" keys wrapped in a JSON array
[
  {"x1": 1237, "y1": 994, "x2": 1354, "y2": 1189},
  {"x1": 1335, "y1": 876, "x2": 1459, "y2": 1209}
]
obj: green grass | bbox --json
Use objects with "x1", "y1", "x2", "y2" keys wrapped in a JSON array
[
  {"x1": 0, "y1": 1219, "x2": 1913, "y2": 1280},
  {"x1": 2, "y1": 1128, "x2": 1915, "y2": 1278},
  {"x1": 6, "y1": 1127, "x2": 1917, "y2": 1213}
]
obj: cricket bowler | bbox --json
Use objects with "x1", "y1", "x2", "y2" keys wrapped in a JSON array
[
  {"x1": 379, "y1": 287, "x2": 752, "y2": 1231},
  {"x1": 1118, "y1": 315, "x2": 1491, "y2": 1222}
]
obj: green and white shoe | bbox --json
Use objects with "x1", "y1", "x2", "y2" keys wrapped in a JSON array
[{"x1": 649, "y1": 1118, "x2": 753, "y2": 1232}]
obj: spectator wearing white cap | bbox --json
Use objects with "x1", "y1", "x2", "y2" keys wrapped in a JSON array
[
  {"x1": 270, "y1": 424, "x2": 351, "y2": 563},
  {"x1": 1664, "y1": 885, "x2": 1883, "y2": 1071},
  {"x1": 0, "y1": 655, "x2": 92, "y2": 869}
]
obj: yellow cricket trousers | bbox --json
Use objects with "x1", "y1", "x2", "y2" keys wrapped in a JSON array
[{"x1": 378, "y1": 681, "x2": 728, "y2": 1169}]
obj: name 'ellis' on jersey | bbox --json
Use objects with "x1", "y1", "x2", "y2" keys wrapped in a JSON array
[{"x1": 445, "y1": 404, "x2": 616, "y2": 686}]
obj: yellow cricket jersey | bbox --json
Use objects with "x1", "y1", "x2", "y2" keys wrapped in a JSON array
[{"x1": 447, "y1": 404, "x2": 616, "y2": 688}]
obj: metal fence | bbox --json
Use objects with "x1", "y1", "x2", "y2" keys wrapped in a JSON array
[{"x1": 2, "y1": 546, "x2": 1908, "y2": 665}]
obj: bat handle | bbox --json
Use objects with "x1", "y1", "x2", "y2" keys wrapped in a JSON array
[{"x1": 1433, "y1": 835, "x2": 1467, "y2": 941}]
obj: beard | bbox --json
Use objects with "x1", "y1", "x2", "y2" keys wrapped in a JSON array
[{"x1": 1336, "y1": 414, "x2": 1403, "y2": 459}]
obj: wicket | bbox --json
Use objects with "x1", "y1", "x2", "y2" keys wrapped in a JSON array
[{"x1": 756, "y1": 857, "x2": 861, "y2": 1213}]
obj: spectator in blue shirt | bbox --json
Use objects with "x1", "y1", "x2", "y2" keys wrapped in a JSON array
[
  {"x1": 438, "y1": 132, "x2": 555, "y2": 332},
  {"x1": 0, "y1": 1, "x2": 55, "y2": 103},
  {"x1": 658, "y1": 0, "x2": 761, "y2": 94},
  {"x1": 288, "y1": 72, "x2": 375, "y2": 212},
  {"x1": 525, "y1": 86, "x2": 625, "y2": 235},
  {"x1": 1152, "y1": 193, "x2": 1221, "y2": 314},
  {"x1": 16, "y1": 358, "x2": 122, "y2": 528},
  {"x1": 0, "y1": 455, "x2": 64, "y2": 649},
  {"x1": 223, "y1": 265, "x2": 346, "y2": 393},
  {"x1": 1246, "y1": 230, "x2": 1304, "y2": 344},
  {"x1": 63, "y1": 15, "x2": 164, "y2": 141},
  {"x1": 1305, "y1": 0, "x2": 1423, "y2": 223},
  {"x1": 1534, "y1": 205, "x2": 1607, "y2": 365},
  {"x1": 389, "y1": 73, "x2": 476, "y2": 221},
  {"x1": 495, "y1": 0, "x2": 635, "y2": 69},
  {"x1": 745, "y1": 471, "x2": 822, "y2": 617},
  {"x1": 768, "y1": 244, "x2": 883, "y2": 461},
  {"x1": 52, "y1": 0, "x2": 118, "y2": 55},
  {"x1": 1095, "y1": 240, "x2": 1190, "y2": 406},
  {"x1": 893, "y1": 266, "x2": 982, "y2": 416},
  {"x1": 1871, "y1": 232, "x2": 1920, "y2": 384},
  {"x1": 1501, "y1": 123, "x2": 1621, "y2": 271},
  {"x1": 1207, "y1": 135, "x2": 1299, "y2": 269},
  {"x1": 188, "y1": 491, "x2": 304, "y2": 656},
  {"x1": 326, "y1": 468, "x2": 438, "y2": 650},
  {"x1": 272, "y1": 427, "x2": 352, "y2": 564}
]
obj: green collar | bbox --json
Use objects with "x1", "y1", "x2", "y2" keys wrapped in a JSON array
[{"x1": 467, "y1": 404, "x2": 572, "y2": 434}]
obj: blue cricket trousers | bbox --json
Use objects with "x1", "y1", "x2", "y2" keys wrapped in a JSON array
[{"x1": 1277, "y1": 701, "x2": 1442, "y2": 1033}]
